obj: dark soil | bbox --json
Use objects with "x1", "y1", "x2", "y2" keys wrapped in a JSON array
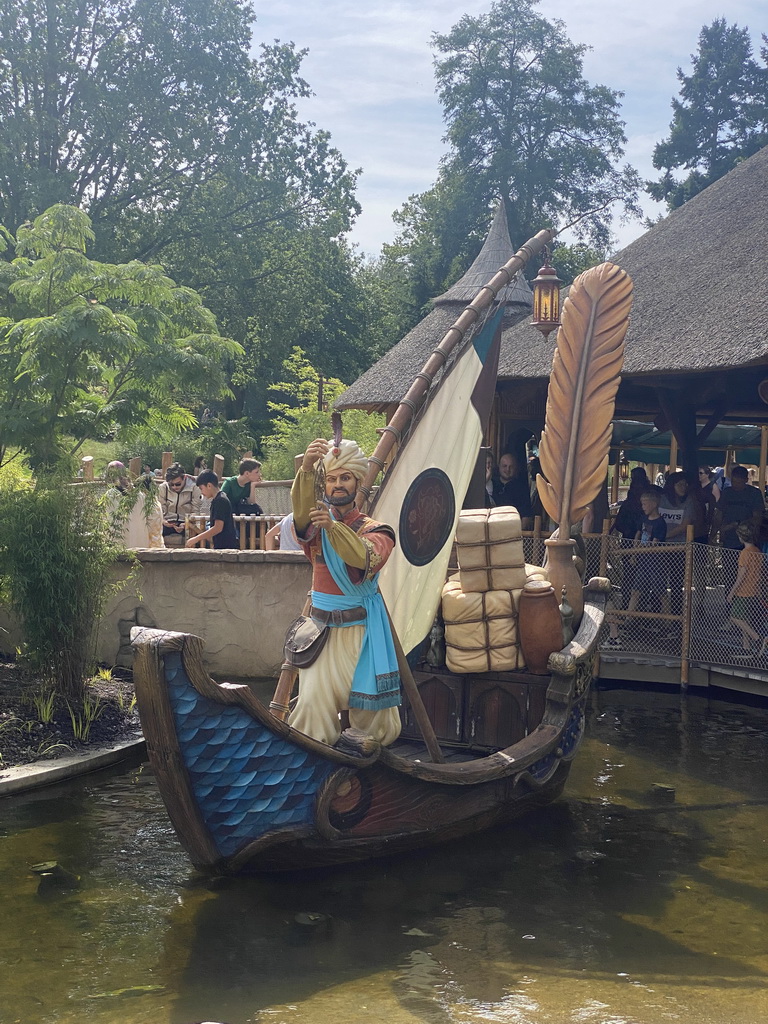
[{"x1": 0, "y1": 659, "x2": 141, "y2": 770}]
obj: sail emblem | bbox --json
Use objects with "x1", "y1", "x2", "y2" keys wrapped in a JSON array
[{"x1": 398, "y1": 468, "x2": 456, "y2": 567}]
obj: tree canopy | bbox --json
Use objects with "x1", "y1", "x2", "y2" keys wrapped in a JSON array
[
  {"x1": 0, "y1": 204, "x2": 240, "y2": 471},
  {"x1": 0, "y1": 0, "x2": 357, "y2": 238},
  {"x1": 384, "y1": 0, "x2": 640, "y2": 312},
  {"x1": 260, "y1": 348, "x2": 383, "y2": 479},
  {"x1": 648, "y1": 20, "x2": 768, "y2": 209},
  {"x1": 0, "y1": 0, "x2": 370, "y2": 445}
]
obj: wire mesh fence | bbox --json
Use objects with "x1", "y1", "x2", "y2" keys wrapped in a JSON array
[{"x1": 522, "y1": 529, "x2": 768, "y2": 677}]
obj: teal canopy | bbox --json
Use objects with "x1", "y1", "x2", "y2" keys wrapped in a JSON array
[{"x1": 610, "y1": 420, "x2": 763, "y2": 466}]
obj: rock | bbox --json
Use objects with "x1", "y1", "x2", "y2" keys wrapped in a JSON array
[
  {"x1": 30, "y1": 861, "x2": 81, "y2": 890},
  {"x1": 650, "y1": 783, "x2": 676, "y2": 803}
]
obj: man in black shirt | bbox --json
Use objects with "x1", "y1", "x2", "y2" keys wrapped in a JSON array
[
  {"x1": 492, "y1": 452, "x2": 532, "y2": 522},
  {"x1": 710, "y1": 465, "x2": 764, "y2": 549},
  {"x1": 185, "y1": 471, "x2": 238, "y2": 549}
]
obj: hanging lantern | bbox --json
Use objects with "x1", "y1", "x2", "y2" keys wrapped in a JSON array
[
  {"x1": 619, "y1": 452, "x2": 630, "y2": 482},
  {"x1": 531, "y1": 247, "x2": 562, "y2": 338}
]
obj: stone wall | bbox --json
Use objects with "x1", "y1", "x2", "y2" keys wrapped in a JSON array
[
  {"x1": 0, "y1": 549, "x2": 312, "y2": 680},
  {"x1": 106, "y1": 549, "x2": 313, "y2": 676}
]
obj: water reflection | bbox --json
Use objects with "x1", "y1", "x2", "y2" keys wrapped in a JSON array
[{"x1": 2, "y1": 687, "x2": 768, "y2": 1024}]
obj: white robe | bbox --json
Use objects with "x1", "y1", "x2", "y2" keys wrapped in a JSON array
[{"x1": 288, "y1": 625, "x2": 402, "y2": 747}]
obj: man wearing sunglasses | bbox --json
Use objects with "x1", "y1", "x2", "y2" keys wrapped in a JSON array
[{"x1": 158, "y1": 462, "x2": 202, "y2": 540}]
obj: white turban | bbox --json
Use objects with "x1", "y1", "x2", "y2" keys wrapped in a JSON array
[{"x1": 322, "y1": 438, "x2": 368, "y2": 481}]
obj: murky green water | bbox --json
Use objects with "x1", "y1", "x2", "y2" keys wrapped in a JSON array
[{"x1": 2, "y1": 685, "x2": 768, "y2": 1024}]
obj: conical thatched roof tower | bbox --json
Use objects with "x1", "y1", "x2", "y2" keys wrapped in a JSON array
[
  {"x1": 337, "y1": 202, "x2": 532, "y2": 413},
  {"x1": 432, "y1": 203, "x2": 533, "y2": 306}
]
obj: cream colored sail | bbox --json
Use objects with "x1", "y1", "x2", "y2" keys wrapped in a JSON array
[{"x1": 371, "y1": 305, "x2": 504, "y2": 657}]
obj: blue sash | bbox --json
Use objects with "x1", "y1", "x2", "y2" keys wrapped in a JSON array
[{"x1": 312, "y1": 531, "x2": 401, "y2": 711}]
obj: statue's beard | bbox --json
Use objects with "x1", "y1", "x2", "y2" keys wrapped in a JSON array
[{"x1": 326, "y1": 491, "x2": 355, "y2": 507}]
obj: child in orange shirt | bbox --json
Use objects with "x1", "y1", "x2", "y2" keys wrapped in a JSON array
[{"x1": 727, "y1": 523, "x2": 767, "y2": 657}]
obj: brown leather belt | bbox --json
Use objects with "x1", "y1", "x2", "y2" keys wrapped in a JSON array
[{"x1": 309, "y1": 605, "x2": 367, "y2": 625}]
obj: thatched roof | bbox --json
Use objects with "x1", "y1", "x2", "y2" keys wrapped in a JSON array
[
  {"x1": 433, "y1": 203, "x2": 533, "y2": 306},
  {"x1": 337, "y1": 202, "x2": 532, "y2": 411},
  {"x1": 503, "y1": 145, "x2": 768, "y2": 379},
  {"x1": 340, "y1": 145, "x2": 768, "y2": 411}
]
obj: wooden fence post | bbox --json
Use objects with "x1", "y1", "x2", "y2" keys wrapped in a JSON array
[
  {"x1": 81, "y1": 456, "x2": 94, "y2": 481},
  {"x1": 599, "y1": 518, "x2": 610, "y2": 576},
  {"x1": 128, "y1": 457, "x2": 142, "y2": 479},
  {"x1": 212, "y1": 454, "x2": 225, "y2": 479},
  {"x1": 680, "y1": 525, "x2": 694, "y2": 691},
  {"x1": 161, "y1": 451, "x2": 173, "y2": 473}
]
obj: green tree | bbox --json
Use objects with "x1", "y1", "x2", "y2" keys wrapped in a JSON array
[
  {"x1": 227, "y1": 229, "x2": 371, "y2": 435},
  {"x1": 354, "y1": 254, "x2": 420, "y2": 362},
  {"x1": 549, "y1": 243, "x2": 605, "y2": 284},
  {"x1": 260, "y1": 348, "x2": 383, "y2": 479},
  {"x1": 0, "y1": 0, "x2": 357, "y2": 240},
  {"x1": 0, "y1": 0, "x2": 363, "y2": 441},
  {"x1": 0, "y1": 204, "x2": 241, "y2": 471},
  {"x1": 389, "y1": 0, "x2": 640, "y2": 311},
  {"x1": 648, "y1": 20, "x2": 768, "y2": 209}
]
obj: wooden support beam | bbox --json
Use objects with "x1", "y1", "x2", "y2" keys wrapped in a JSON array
[
  {"x1": 610, "y1": 450, "x2": 620, "y2": 504},
  {"x1": 696, "y1": 395, "x2": 729, "y2": 447},
  {"x1": 760, "y1": 426, "x2": 768, "y2": 494}
]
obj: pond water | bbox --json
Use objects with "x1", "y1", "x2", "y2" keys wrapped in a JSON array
[{"x1": 2, "y1": 685, "x2": 768, "y2": 1024}]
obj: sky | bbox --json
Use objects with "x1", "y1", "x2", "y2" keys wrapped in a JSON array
[{"x1": 253, "y1": 0, "x2": 766, "y2": 258}]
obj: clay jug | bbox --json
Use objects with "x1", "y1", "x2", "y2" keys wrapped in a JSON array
[
  {"x1": 544, "y1": 537, "x2": 584, "y2": 626},
  {"x1": 518, "y1": 579, "x2": 564, "y2": 675}
]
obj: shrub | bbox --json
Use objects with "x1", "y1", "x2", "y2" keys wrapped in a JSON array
[{"x1": 0, "y1": 482, "x2": 126, "y2": 700}]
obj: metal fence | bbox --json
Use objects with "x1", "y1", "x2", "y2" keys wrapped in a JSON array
[{"x1": 522, "y1": 527, "x2": 768, "y2": 682}]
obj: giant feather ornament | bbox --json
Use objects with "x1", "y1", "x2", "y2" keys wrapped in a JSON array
[{"x1": 537, "y1": 262, "x2": 633, "y2": 538}]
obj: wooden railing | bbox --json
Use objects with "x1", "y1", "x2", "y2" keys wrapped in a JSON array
[{"x1": 186, "y1": 514, "x2": 284, "y2": 550}]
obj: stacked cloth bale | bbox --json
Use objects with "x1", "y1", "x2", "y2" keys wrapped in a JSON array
[{"x1": 442, "y1": 506, "x2": 548, "y2": 673}]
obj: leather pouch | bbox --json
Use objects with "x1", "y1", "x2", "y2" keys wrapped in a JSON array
[{"x1": 283, "y1": 614, "x2": 329, "y2": 668}]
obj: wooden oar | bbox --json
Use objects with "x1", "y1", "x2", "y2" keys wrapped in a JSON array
[
  {"x1": 269, "y1": 594, "x2": 311, "y2": 720},
  {"x1": 383, "y1": 602, "x2": 445, "y2": 764}
]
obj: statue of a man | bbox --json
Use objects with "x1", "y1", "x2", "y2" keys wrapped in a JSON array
[{"x1": 288, "y1": 436, "x2": 402, "y2": 746}]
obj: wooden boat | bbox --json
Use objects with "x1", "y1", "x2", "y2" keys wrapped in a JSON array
[
  {"x1": 132, "y1": 228, "x2": 632, "y2": 873},
  {"x1": 131, "y1": 578, "x2": 607, "y2": 872}
]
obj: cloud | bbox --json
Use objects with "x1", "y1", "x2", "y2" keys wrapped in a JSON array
[{"x1": 252, "y1": 0, "x2": 767, "y2": 256}]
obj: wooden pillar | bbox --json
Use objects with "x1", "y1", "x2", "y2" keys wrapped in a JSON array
[
  {"x1": 669, "y1": 434, "x2": 678, "y2": 474},
  {"x1": 532, "y1": 515, "x2": 543, "y2": 567},
  {"x1": 610, "y1": 450, "x2": 620, "y2": 504},
  {"x1": 212, "y1": 453, "x2": 225, "y2": 479},
  {"x1": 760, "y1": 425, "x2": 768, "y2": 493},
  {"x1": 128, "y1": 457, "x2": 142, "y2": 479},
  {"x1": 80, "y1": 456, "x2": 94, "y2": 481},
  {"x1": 161, "y1": 451, "x2": 173, "y2": 473}
]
